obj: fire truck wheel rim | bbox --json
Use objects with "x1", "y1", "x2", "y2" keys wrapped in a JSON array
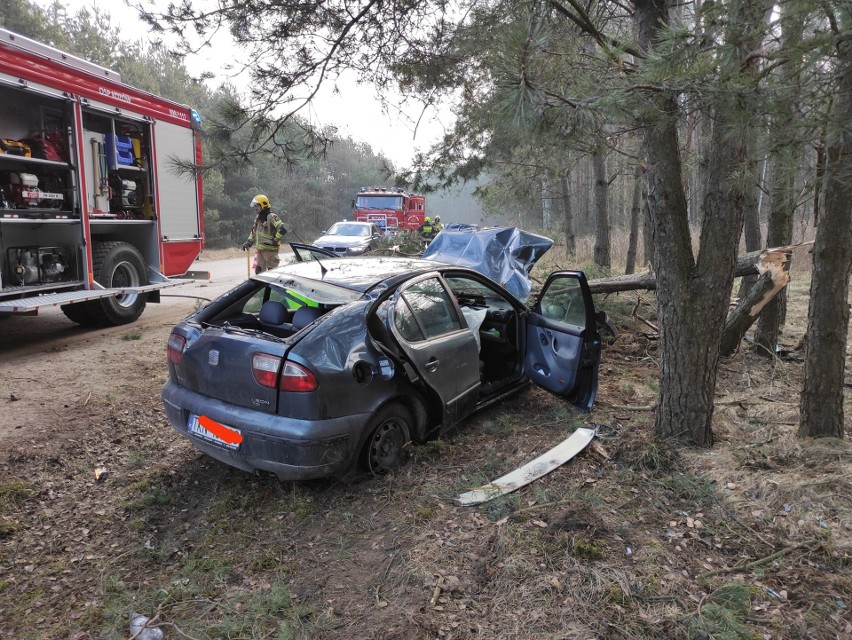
[{"x1": 110, "y1": 260, "x2": 141, "y2": 307}]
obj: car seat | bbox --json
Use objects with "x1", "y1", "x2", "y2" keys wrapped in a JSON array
[
  {"x1": 292, "y1": 305, "x2": 321, "y2": 329},
  {"x1": 259, "y1": 300, "x2": 293, "y2": 337}
]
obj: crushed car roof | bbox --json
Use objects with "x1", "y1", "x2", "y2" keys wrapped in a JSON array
[{"x1": 422, "y1": 224, "x2": 553, "y2": 301}]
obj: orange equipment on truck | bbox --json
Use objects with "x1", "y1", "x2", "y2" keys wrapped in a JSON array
[{"x1": 0, "y1": 28, "x2": 205, "y2": 325}]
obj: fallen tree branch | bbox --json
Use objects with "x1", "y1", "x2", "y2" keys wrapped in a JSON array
[
  {"x1": 587, "y1": 243, "x2": 807, "y2": 294},
  {"x1": 631, "y1": 296, "x2": 659, "y2": 333},
  {"x1": 599, "y1": 401, "x2": 655, "y2": 411},
  {"x1": 697, "y1": 543, "x2": 809, "y2": 581}
]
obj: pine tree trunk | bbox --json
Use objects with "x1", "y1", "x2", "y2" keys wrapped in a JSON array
[
  {"x1": 799, "y1": 22, "x2": 852, "y2": 440},
  {"x1": 636, "y1": 0, "x2": 767, "y2": 446},
  {"x1": 593, "y1": 143, "x2": 611, "y2": 268},
  {"x1": 636, "y1": 1, "x2": 714, "y2": 446},
  {"x1": 755, "y1": 8, "x2": 803, "y2": 355},
  {"x1": 736, "y1": 158, "x2": 763, "y2": 298},
  {"x1": 561, "y1": 174, "x2": 576, "y2": 256},
  {"x1": 541, "y1": 178, "x2": 553, "y2": 230},
  {"x1": 642, "y1": 180, "x2": 654, "y2": 270},
  {"x1": 625, "y1": 164, "x2": 642, "y2": 274}
]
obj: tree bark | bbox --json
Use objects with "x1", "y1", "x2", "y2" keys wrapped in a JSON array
[
  {"x1": 625, "y1": 164, "x2": 642, "y2": 274},
  {"x1": 561, "y1": 173, "x2": 576, "y2": 256},
  {"x1": 642, "y1": 178, "x2": 654, "y2": 270},
  {"x1": 541, "y1": 177, "x2": 554, "y2": 230},
  {"x1": 634, "y1": 0, "x2": 769, "y2": 447},
  {"x1": 636, "y1": 0, "x2": 715, "y2": 447},
  {"x1": 754, "y1": 6, "x2": 803, "y2": 354},
  {"x1": 799, "y1": 18, "x2": 852, "y2": 440},
  {"x1": 592, "y1": 143, "x2": 611, "y2": 268}
]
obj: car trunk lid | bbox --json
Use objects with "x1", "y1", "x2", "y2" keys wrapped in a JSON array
[{"x1": 175, "y1": 328, "x2": 288, "y2": 413}]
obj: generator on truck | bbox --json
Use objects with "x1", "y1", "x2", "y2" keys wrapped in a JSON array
[
  {"x1": 351, "y1": 186, "x2": 426, "y2": 233},
  {"x1": 0, "y1": 28, "x2": 204, "y2": 325}
]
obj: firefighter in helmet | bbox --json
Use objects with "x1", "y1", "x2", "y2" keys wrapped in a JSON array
[
  {"x1": 417, "y1": 216, "x2": 435, "y2": 246},
  {"x1": 242, "y1": 194, "x2": 286, "y2": 274},
  {"x1": 433, "y1": 215, "x2": 443, "y2": 234}
]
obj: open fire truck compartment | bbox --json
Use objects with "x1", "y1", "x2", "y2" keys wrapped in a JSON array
[{"x1": 0, "y1": 28, "x2": 204, "y2": 325}]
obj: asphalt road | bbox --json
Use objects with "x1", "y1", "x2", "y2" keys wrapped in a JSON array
[{"x1": 0, "y1": 256, "x2": 251, "y2": 360}]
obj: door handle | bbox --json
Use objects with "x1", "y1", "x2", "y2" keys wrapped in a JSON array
[{"x1": 425, "y1": 357, "x2": 439, "y2": 372}]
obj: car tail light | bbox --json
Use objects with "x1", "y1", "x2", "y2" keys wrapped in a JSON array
[
  {"x1": 167, "y1": 333, "x2": 186, "y2": 364},
  {"x1": 251, "y1": 354, "x2": 318, "y2": 392},
  {"x1": 279, "y1": 361, "x2": 318, "y2": 392},
  {"x1": 252, "y1": 353, "x2": 282, "y2": 388}
]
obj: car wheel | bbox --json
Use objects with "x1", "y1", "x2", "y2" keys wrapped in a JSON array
[{"x1": 361, "y1": 403, "x2": 412, "y2": 475}]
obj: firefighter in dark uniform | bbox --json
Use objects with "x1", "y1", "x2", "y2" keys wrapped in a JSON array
[
  {"x1": 417, "y1": 216, "x2": 435, "y2": 246},
  {"x1": 242, "y1": 194, "x2": 286, "y2": 274}
]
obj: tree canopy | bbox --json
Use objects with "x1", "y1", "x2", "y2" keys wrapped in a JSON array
[{"x1": 1, "y1": 0, "x2": 402, "y2": 246}]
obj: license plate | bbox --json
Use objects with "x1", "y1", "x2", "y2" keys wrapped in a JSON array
[{"x1": 188, "y1": 414, "x2": 242, "y2": 450}]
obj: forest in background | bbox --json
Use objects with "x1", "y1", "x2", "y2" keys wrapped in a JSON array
[{"x1": 0, "y1": 0, "x2": 492, "y2": 248}]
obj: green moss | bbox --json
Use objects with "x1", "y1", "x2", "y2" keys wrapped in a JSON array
[{"x1": 571, "y1": 536, "x2": 604, "y2": 560}]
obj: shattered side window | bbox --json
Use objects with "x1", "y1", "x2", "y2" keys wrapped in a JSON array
[
  {"x1": 539, "y1": 277, "x2": 586, "y2": 329},
  {"x1": 393, "y1": 298, "x2": 424, "y2": 342},
  {"x1": 242, "y1": 288, "x2": 266, "y2": 314},
  {"x1": 400, "y1": 277, "x2": 461, "y2": 339}
]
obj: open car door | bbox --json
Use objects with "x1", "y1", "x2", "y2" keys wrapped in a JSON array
[{"x1": 524, "y1": 271, "x2": 601, "y2": 412}]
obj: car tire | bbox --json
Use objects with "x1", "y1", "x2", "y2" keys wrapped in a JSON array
[
  {"x1": 361, "y1": 403, "x2": 412, "y2": 475},
  {"x1": 86, "y1": 241, "x2": 148, "y2": 326}
]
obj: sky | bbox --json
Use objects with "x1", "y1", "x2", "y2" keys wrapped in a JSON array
[{"x1": 33, "y1": 0, "x2": 452, "y2": 168}]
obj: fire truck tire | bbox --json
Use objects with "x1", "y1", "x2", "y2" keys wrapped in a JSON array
[
  {"x1": 87, "y1": 241, "x2": 148, "y2": 325},
  {"x1": 60, "y1": 301, "x2": 99, "y2": 326}
]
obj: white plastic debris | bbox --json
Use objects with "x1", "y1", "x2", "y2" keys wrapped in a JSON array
[{"x1": 130, "y1": 612, "x2": 163, "y2": 640}]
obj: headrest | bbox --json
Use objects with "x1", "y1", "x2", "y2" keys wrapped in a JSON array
[
  {"x1": 259, "y1": 300, "x2": 288, "y2": 325},
  {"x1": 292, "y1": 305, "x2": 321, "y2": 329}
]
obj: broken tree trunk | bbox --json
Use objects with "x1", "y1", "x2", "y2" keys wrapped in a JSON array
[
  {"x1": 719, "y1": 249, "x2": 792, "y2": 356},
  {"x1": 586, "y1": 245, "x2": 797, "y2": 294}
]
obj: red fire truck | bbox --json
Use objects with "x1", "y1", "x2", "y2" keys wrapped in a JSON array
[
  {"x1": 0, "y1": 28, "x2": 204, "y2": 325},
  {"x1": 351, "y1": 186, "x2": 426, "y2": 233}
]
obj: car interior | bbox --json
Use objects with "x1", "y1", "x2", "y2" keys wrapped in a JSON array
[
  {"x1": 198, "y1": 284, "x2": 333, "y2": 339},
  {"x1": 447, "y1": 281, "x2": 522, "y2": 395},
  {"x1": 258, "y1": 301, "x2": 322, "y2": 338},
  {"x1": 396, "y1": 274, "x2": 524, "y2": 397}
]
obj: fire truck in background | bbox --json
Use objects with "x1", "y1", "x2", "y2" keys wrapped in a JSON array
[
  {"x1": 0, "y1": 28, "x2": 204, "y2": 325},
  {"x1": 351, "y1": 186, "x2": 426, "y2": 233}
]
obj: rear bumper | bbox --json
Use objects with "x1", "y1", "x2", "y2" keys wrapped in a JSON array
[{"x1": 161, "y1": 380, "x2": 370, "y2": 480}]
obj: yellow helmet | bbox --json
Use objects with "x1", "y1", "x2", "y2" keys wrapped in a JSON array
[
  {"x1": 424, "y1": 216, "x2": 431, "y2": 223},
  {"x1": 250, "y1": 194, "x2": 270, "y2": 209}
]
